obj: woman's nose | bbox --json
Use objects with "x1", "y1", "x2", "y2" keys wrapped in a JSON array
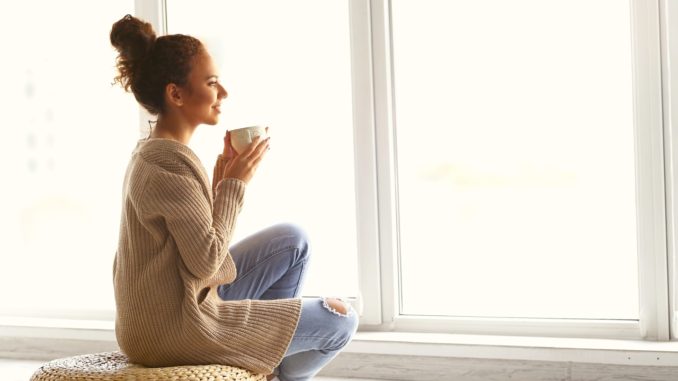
[{"x1": 219, "y1": 84, "x2": 228, "y2": 99}]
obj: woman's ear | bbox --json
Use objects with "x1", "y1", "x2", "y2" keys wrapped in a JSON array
[{"x1": 165, "y1": 83, "x2": 184, "y2": 107}]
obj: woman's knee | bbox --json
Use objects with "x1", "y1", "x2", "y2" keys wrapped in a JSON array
[
  {"x1": 323, "y1": 297, "x2": 350, "y2": 315},
  {"x1": 272, "y1": 222, "x2": 310, "y2": 261},
  {"x1": 322, "y1": 297, "x2": 359, "y2": 347}
]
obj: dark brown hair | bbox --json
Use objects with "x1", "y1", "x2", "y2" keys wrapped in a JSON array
[{"x1": 110, "y1": 14, "x2": 204, "y2": 115}]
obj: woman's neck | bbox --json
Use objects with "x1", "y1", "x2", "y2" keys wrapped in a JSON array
[{"x1": 150, "y1": 114, "x2": 195, "y2": 145}]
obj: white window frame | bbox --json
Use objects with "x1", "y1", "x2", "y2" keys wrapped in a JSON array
[{"x1": 351, "y1": 0, "x2": 674, "y2": 341}]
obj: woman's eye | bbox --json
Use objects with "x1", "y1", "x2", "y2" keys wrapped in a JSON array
[{"x1": 209, "y1": 82, "x2": 218, "y2": 87}]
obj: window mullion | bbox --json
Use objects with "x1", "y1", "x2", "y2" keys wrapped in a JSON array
[
  {"x1": 350, "y1": 0, "x2": 384, "y2": 326},
  {"x1": 370, "y1": 0, "x2": 401, "y2": 326}
]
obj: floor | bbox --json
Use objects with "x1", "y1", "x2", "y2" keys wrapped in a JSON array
[
  {"x1": 1, "y1": 359, "x2": 45, "y2": 381},
  {"x1": 0, "y1": 358, "x2": 385, "y2": 381}
]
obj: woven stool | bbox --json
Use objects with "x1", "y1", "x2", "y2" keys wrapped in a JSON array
[{"x1": 30, "y1": 351, "x2": 267, "y2": 381}]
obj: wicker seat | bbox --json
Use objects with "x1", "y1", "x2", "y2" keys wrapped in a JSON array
[{"x1": 30, "y1": 351, "x2": 267, "y2": 381}]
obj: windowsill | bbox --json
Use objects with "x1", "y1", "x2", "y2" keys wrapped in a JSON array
[
  {"x1": 351, "y1": 331, "x2": 678, "y2": 352},
  {"x1": 346, "y1": 331, "x2": 678, "y2": 366},
  {"x1": 2, "y1": 318, "x2": 678, "y2": 366}
]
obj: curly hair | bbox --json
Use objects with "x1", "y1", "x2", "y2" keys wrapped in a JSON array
[{"x1": 110, "y1": 14, "x2": 204, "y2": 115}]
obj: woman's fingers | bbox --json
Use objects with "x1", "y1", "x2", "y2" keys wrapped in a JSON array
[
  {"x1": 251, "y1": 148, "x2": 268, "y2": 168},
  {"x1": 221, "y1": 135, "x2": 270, "y2": 184},
  {"x1": 222, "y1": 132, "x2": 229, "y2": 154},
  {"x1": 244, "y1": 135, "x2": 270, "y2": 158},
  {"x1": 240, "y1": 136, "x2": 269, "y2": 172},
  {"x1": 249, "y1": 139, "x2": 269, "y2": 165},
  {"x1": 223, "y1": 130, "x2": 235, "y2": 159},
  {"x1": 242, "y1": 135, "x2": 262, "y2": 155}
]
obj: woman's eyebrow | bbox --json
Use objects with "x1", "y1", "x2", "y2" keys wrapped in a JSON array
[{"x1": 206, "y1": 75, "x2": 219, "y2": 81}]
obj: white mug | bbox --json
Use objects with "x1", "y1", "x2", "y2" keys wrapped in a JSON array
[{"x1": 229, "y1": 125, "x2": 267, "y2": 154}]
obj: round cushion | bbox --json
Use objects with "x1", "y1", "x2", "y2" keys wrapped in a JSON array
[{"x1": 30, "y1": 351, "x2": 266, "y2": 381}]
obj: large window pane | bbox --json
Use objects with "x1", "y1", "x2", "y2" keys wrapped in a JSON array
[
  {"x1": 167, "y1": 0, "x2": 358, "y2": 297},
  {"x1": 392, "y1": 0, "x2": 638, "y2": 319},
  {"x1": 0, "y1": 1, "x2": 137, "y2": 318}
]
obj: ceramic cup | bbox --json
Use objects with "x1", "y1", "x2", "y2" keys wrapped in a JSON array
[{"x1": 229, "y1": 125, "x2": 267, "y2": 154}]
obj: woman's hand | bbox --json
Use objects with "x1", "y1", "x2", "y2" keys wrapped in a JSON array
[
  {"x1": 212, "y1": 132, "x2": 232, "y2": 194},
  {"x1": 213, "y1": 129, "x2": 270, "y2": 190},
  {"x1": 222, "y1": 134, "x2": 270, "y2": 184}
]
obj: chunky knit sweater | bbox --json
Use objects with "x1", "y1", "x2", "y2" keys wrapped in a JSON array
[{"x1": 113, "y1": 138, "x2": 302, "y2": 374}]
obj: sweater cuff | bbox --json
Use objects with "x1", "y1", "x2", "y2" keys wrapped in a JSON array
[{"x1": 214, "y1": 178, "x2": 246, "y2": 234}]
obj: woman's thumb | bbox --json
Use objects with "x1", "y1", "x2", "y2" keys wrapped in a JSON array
[{"x1": 224, "y1": 131, "x2": 235, "y2": 157}]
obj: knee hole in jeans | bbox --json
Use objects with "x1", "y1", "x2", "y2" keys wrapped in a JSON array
[{"x1": 322, "y1": 297, "x2": 351, "y2": 317}]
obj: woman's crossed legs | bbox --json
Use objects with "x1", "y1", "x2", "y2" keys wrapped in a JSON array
[{"x1": 217, "y1": 223, "x2": 359, "y2": 381}]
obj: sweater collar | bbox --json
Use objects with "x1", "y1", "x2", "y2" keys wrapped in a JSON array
[{"x1": 135, "y1": 137, "x2": 201, "y2": 163}]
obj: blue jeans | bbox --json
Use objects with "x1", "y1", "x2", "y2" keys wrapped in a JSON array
[{"x1": 217, "y1": 223, "x2": 359, "y2": 381}]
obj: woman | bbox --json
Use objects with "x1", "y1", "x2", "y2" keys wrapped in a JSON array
[{"x1": 110, "y1": 14, "x2": 358, "y2": 381}]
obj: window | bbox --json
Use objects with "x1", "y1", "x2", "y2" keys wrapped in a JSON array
[
  {"x1": 391, "y1": 0, "x2": 638, "y2": 319},
  {"x1": 0, "y1": 1, "x2": 137, "y2": 319},
  {"x1": 166, "y1": 0, "x2": 359, "y2": 298},
  {"x1": 3, "y1": 0, "x2": 674, "y2": 343}
]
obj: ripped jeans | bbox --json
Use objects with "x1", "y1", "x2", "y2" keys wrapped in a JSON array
[{"x1": 217, "y1": 223, "x2": 359, "y2": 381}]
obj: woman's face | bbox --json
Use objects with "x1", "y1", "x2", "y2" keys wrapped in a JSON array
[{"x1": 179, "y1": 51, "x2": 228, "y2": 126}]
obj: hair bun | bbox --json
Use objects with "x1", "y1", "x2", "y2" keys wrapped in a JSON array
[
  {"x1": 110, "y1": 14, "x2": 156, "y2": 61},
  {"x1": 110, "y1": 14, "x2": 157, "y2": 90}
]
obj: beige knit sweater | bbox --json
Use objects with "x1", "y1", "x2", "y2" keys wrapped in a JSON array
[{"x1": 113, "y1": 138, "x2": 302, "y2": 374}]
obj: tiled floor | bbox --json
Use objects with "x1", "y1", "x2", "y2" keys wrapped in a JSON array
[{"x1": 1, "y1": 358, "x2": 385, "y2": 381}]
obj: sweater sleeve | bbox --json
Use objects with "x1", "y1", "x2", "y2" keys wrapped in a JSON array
[{"x1": 141, "y1": 170, "x2": 246, "y2": 281}]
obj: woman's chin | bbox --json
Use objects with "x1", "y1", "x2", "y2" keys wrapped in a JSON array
[{"x1": 204, "y1": 117, "x2": 219, "y2": 126}]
